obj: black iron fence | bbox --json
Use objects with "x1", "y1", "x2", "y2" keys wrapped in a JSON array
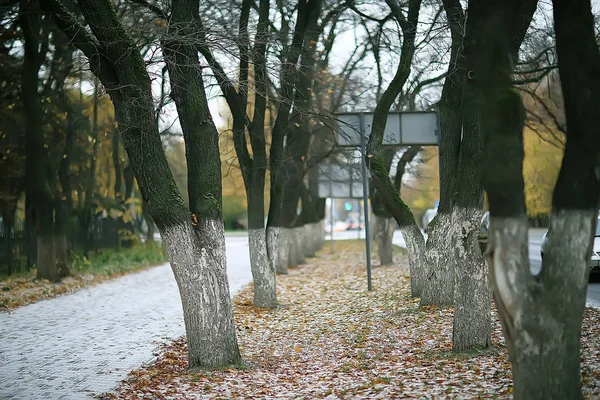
[{"x1": 0, "y1": 217, "x2": 137, "y2": 277}]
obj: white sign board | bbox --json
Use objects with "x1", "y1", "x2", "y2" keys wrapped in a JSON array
[
  {"x1": 317, "y1": 163, "x2": 366, "y2": 198},
  {"x1": 336, "y1": 111, "x2": 439, "y2": 147}
]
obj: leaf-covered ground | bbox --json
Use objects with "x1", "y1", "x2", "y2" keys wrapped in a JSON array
[
  {"x1": 100, "y1": 241, "x2": 600, "y2": 399},
  {"x1": 0, "y1": 273, "x2": 99, "y2": 311}
]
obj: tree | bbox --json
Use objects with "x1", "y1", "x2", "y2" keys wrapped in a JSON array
[
  {"x1": 266, "y1": 0, "x2": 324, "y2": 273},
  {"x1": 43, "y1": 0, "x2": 241, "y2": 369},
  {"x1": 20, "y1": 0, "x2": 59, "y2": 281},
  {"x1": 364, "y1": 0, "x2": 425, "y2": 297},
  {"x1": 191, "y1": 0, "x2": 276, "y2": 308},
  {"x1": 480, "y1": 0, "x2": 599, "y2": 397}
]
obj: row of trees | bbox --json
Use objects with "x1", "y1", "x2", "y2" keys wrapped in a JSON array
[
  {"x1": 4, "y1": 0, "x2": 598, "y2": 397},
  {"x1": 0, "y1": 6, "x2": 154, "y2": 278},
  {"x1": 362, "y1": 0, "x2": 599, "y2": 398}
]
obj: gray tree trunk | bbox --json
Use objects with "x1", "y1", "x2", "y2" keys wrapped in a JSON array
[
  {"x1": 287, "y1": 227, "x2": 301, "y2": 267},
  {"x1": 248, "y1": 229, "x2": 277, "y2": 308},
  {"x1": 451, "y1": 207, "x2": 490, "y2": 351},
  {"x1": 401, "y1": 224, "x2": 426, "y2": 297},
  {"x1": 290, "y1": 226, "x2": 306, "y2": 266},
  {"x1": 489, "y1": 213, "x2": 590, "y2": 399},
  {"x1": 277, "y1": 228, "x2": 291, "y2": 274},
  {"x1": 317, "y1": 220, "x2": 325, "y2": 250},
  {"x1": 20, "y1": 1, "x2": 58, "y2": 281},
  {"x1": 36, "y1": 235, "x2": 58, "y2": 282},
  {"x1": 161, "y1": 220, "x2": 241, "y2": 368},
  {"x1": 302, "y1": 223, "x2": 315, "y2": 257},
  {"x1": 374, "y1": 215, "x2": 395, "y2": 265},
  {"x1": 266, "y1": 226, "x2": 280, "y2": 274},
  {"x1": 421, "y1": 212, "x2": 454, "y2": 305},
  {"x1": 476, "y1": 0, "x2": 593, "y2": 396},
  {"x1": 44, "y1": 0, "x2": 243, "y2": 369},
  {"x1": 54, "y1": 234, "x2": 69, "y2": 277}
]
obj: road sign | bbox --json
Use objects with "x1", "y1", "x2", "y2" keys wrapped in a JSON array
[
  {"x1": 317, "y1": 162, "x2": 365, "y2": 199},
  {"x1": 336, "y1": 111, "x2": 439, "y2": 147}
]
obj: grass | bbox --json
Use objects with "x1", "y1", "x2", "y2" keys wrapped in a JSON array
[
  {"x1": 69, "y1": 242, "x2": 167, "y2": 278},
  {"x1": 0, "y1": 242, "x2": 167, "y2": 282}
]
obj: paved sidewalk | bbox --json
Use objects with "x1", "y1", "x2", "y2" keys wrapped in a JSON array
[{"x1": 0, "y1": 236, "x2": 252, "y2": 400}]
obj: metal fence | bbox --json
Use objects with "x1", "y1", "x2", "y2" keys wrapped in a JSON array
[{"x1": 0, "y1": 217, "x2": 136, "y2": 277}]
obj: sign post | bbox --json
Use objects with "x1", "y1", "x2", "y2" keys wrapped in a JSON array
[
  {"x1": 358, "y1": 113, "x2": 373, "y2": 291},
  {"x1": 317, "y1": 110, "x2": 440, "y2": 292}
]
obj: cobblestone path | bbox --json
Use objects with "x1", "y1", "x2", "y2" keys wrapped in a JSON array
[{"x1": 0, "y1": 236, "x2": 252, "y2": 399}]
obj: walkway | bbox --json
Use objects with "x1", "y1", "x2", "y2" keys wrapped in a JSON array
[{"x1": 0, "y1": 236, "x2": 252, "y2": 399}]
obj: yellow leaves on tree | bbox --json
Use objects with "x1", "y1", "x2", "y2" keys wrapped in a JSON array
[{"x1": 522, "y1": 127, "x2": 564, "y2": 218}]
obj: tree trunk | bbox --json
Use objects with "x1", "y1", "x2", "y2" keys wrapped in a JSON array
[
  {"x1": 112, "y1": 128, "x2": 123, "y2": 200},
  {"x1": 56, "y1": 89, "x2": 76, "y2": 277},
  {"x1": 489, "y1": 213, "x2": 589, "y2": 399},
  {"x1": 20, "y1": 1, "x2": 58, "y2": 281},
  {"x1": 36, "y1": 232, "x2": 57, "y2": 282},
  {"x1": 45, "y1": 0, "x2": 242, "y2": 369},
  {"x1": 54, "y1": 234, "x2": 69, "y2": 277},
  {"x1": 421, "y1": 213, "x2": 454, "y2": 306},
  {"x1": 451, "y1": 79, "x2": 490, "y2": 350},
  {"x1": 248, "y1": 227, "x2": 276, "y2": 308},
  {"x1": 371, "y1": 148, "x2": 396, "y2": 266},
  {"x1": 2, "y1": 210, "x2": 14, "y2": 276},
  {"x1": 295, "y1": 225, "x2": 306, "y2": 265},
  {"x1": 451, "y1": 207, "x2": 490, "y2": 351},
  {"x1": 162, "y1": 219, "x2": 242, "y2": 368},
  {"x1": 421, "y1": 0, "x2": 466, "y2": 308},
  {"x1": 401, "y1": 223, "x2": 426, "y2": 296},
  {"x1": 276, "y1": 227, "x2": 291, "y2": 274},
  {"x1": 373, "y1": 215, "x2": 395, "y2": 265},
  {"x1": 365, "y1": 0, "x2": 423, "y2": 294},
  {"x1": 247, "y1": 180, "x2": 276, "y2": 308},
  {"x1": 266, "y1": 226, "x2": 280, "y2": 273},
  {"x1": 54, "y1": 200, "x2": 71, "y2": 277},
  {"x1": 161, "y1": 0, "x2": 243, "y2": 367},
  {"x1": 81, "y1": 78, "x2": 100, "y2": 256},
  {"x1": 315, "y1": 198, "x2": 326, "y2": 251},
  {"x1": 477, "y1": 0, "x2": 597, "y2": 396}
]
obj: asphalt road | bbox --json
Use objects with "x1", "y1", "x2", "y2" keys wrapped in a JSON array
[{"x1": 328, "y1": 228, "x2": 600, "y2": 308}]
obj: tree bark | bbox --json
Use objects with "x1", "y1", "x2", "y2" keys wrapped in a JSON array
[
  {"x1": 477, "y1": 0, "x2": 599, "y2": 397},
  {"x1": 421, "y1": 0, "x2": 465, "y2": 307},
  {"x1": 56, "y1": 86, "x2": 77, "y2": 277},
  {"x1": 373, "y1": 215, "x2": 395, "y2": 265},
  {"x1": 161, "y1": 0, "x2": 243, "y2": 367},
  {"x1": 1, "y1": 209, "x2": 15, "y2": 276},
  {"x1": 80, "y1": 78, "x2": 99, "y2": 256},
  {"x1": 20, "y1": 0, "x2": 58, "y2": 282},
  {"x1": 371, "y1": 148, "x2": 395, "y2": 266}
]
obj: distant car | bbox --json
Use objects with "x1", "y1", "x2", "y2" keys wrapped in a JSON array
[
  {"x1": 345, "y1": 220, "x2": 364, "y2": 231},
  {"x1": 325, "y1": 221, "x2": 349, "y2": 233},
  {"x1": 541, "y1": 220, "x2": 600, "y2": 277}
]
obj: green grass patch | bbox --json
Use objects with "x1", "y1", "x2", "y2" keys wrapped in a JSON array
[
  {"x1": 69, "y1": 242, "x2": 167, "y2": 277},
  {"x1": 0, "y1": 243, "x2": 167, "y2": 283}
]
